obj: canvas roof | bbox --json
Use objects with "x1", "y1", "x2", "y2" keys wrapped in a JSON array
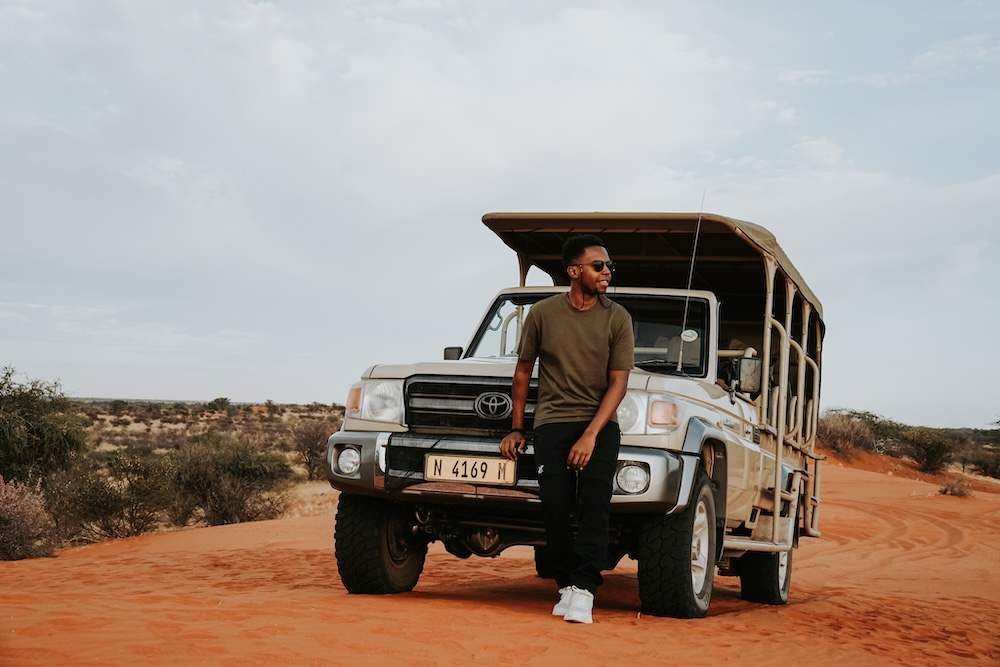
[{"x1": 482, "y1": 211, "x2": 823, "y2": 322}]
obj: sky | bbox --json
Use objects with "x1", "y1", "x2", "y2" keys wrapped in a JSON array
[{"x1": 1, "y1": 1, "x2": 998, "y2": 429}]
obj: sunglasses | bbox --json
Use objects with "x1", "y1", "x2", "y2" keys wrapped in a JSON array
[{"x1": 571, "y1": 260, "x2": 617, "y2": 273}]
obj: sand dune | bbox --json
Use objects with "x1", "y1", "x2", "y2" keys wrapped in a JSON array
[{"x1": 3, "y1": 454, "x2": 999, "y2": 666}]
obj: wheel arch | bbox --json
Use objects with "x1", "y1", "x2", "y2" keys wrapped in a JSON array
[{"x1": 680, "y1": 417, "x2": 728, "y2": 562}]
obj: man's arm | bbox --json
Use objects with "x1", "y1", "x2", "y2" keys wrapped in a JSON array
[
  {"x1": 565, "y1": 369, "x2": 630, "y2": 470},
  {"x1": 499, "y1": 358, "x2": 534, "y2": 461}
]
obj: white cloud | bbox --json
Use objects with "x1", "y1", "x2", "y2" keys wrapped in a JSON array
[
  {"x1": 1, "y1": 1, "x2": 999, "y2": 426},
  {"x1": 913, "y1": 34, "x2": 1000, "y2": 74}
]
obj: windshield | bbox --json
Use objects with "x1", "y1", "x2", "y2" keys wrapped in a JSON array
[{"x1": 466, "y1": 293, "x2": 710, "y2": 377}]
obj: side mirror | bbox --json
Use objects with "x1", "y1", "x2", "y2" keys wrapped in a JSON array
[
  {"x1": 443, "y1": 346, "x2": 463, "y2": 360},
  {"x1": 735, "y1": 357, "x2": 762, "y2": 395}
]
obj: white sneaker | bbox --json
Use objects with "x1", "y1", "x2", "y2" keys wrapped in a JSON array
[
  {"x1": 562, "y1": 586, "x2": 594, "y2": 624},
  {"x1": 552, "y1": 586, "x2": 575, "y2": 616}
]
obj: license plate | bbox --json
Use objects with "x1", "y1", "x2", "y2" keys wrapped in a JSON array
[{"x1": 424, "y1": 453, "x2": 517, "y2": 486}]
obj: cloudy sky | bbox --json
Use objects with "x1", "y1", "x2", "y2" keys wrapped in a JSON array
[{"x1": 2, "y1": 1, "x2": 998, "y2": 429}]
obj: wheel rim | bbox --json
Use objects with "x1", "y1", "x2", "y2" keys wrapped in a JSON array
[
  {"x1": 777, "y1": 550, "x2": 789, "y2": 588},
  {"x1": 690, "y1": 500, "x2": 710, "y2": 591},
  {"x1": 384, "y1": 510, "x2": 413, "y2": 566}
]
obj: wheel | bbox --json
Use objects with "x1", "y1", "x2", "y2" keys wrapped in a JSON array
[
  {"x1": 533, "y1": 545, "x2": 556, "y2": 579},
  {"x1": 334, "y1": 494, "x2": 427, "y2": 594},
  {"x1": 637, "y1": 470, "x2": 717, "y2": 618},
  {"x1": 738, "y1": 548, "x2": 792, "y2": 605}
]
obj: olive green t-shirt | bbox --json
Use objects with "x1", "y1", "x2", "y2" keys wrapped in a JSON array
[{"x1": 518, "y1": 294, "x2": 634, "y2": 427}]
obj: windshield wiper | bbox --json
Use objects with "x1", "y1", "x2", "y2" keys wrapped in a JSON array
[
  {"x1": 635, "y1": 359, "x2": 679, "y2": 370},
  {"x1": 635, "y1": 358, "x2": 701, "y2": 376}
]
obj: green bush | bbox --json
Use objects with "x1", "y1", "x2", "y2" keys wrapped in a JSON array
[
  {"x1": 170, "y1": 434, "x2": 292, "y2": 526},
  {"x1": 970, "y1": 449, "x2": 1000, "y2": 478},
  {"x1": 0, "y1": 475, "x2": 57, "y2": 560},
  {"x1": 205, "y1": 397, "x2": 232, "y2": 413},
  {"x1": 902, "y1": 427, "x2": 954, "y2": 474},
  {"x1": 46, "y1": 450, "x2": 173, "y2": 542},
  {"x1": 0, "y1": 366, "x2": 88, "y2": 482}
]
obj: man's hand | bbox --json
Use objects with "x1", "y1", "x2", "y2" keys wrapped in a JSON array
[
  {"x1": 499, "y1": 431, "x2": 527, "y2": 461},
  {"x1": 566, "y1": 432, "x2": 597, "y2": 471}
]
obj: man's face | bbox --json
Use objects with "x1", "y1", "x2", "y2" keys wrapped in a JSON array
[{"x1": 569, "y1": 245, "x2": 614, "y2": 295}]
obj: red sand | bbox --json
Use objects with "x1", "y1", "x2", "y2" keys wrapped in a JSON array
[{"x1": 3, "y1": 454, "x2": 999, "y2": 666}]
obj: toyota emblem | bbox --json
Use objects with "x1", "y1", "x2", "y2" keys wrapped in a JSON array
[{"x1": 474, "y1": 392, "x2": 513, "y2": 420}]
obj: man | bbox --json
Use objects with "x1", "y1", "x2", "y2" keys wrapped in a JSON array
[{"x1": 499, "y1": 234, "x2": 634, "y2": 624}]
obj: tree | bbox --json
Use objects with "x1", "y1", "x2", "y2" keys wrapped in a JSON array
[
  {"x1": 205, "y1": 397, "x2": 231, "y2": 412},
  {"x1": 0, "y1": 366, "x2": 88, "y2": 482},
  {"x1": 290, "y1": 418, "x2": 340, "y2": 480}
]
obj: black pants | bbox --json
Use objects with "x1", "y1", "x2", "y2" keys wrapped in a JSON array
[{"x1": 533, "y1": 421, "x2": 620, "y2": 595}]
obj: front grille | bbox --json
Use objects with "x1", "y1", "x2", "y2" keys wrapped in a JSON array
[{"x1": 404, "y1": 375, "x2": 537, "y2": 436}]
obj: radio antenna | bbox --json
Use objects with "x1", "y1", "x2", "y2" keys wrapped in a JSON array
[{"x1": 677, "y1": 189, "x2": 705, "y2": 371}]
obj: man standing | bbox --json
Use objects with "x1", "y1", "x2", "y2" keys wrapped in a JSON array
[{"x1": 499, "y1": 234, "x2": 634, "y2": 624}]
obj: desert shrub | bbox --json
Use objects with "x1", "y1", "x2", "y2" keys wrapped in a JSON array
[
  {"x1": 902, "y1": 427, "x2": 954, "y2": 474},
  {"x1": 170, "y1": 434, "x2": 292, "y2": 526},
  {"x1": 970, "y1": 449, "x2": 1000, "y2": 479},
  {"x1": 0, "y1": 366, "x2": 88, "y2": 482},
  {"x1": 0, "y1": 475, "x2": 58, "y2": 560},
  {"x1": 46, "y1": 450, "x2": 173, "y2": 542},
  {"x1": 939, "y1": 477, "x2": 972, "y2": 497},
  {"x1": 149, "y1": 429, "x2": 186, "y2": 451},
  {"x1": 817, "y1": 411, "x2": 875, "y2": 457},
  {"x1": 290, "y1": 418, "x2": 340, "y2": 480},
  {"x1": 833, "y1": 410, "x2": 908, "y2": 456}
]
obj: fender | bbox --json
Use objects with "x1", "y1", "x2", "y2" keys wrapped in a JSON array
[{"x1": 676, "y1": 417, "x2": 729, "y2": 557}]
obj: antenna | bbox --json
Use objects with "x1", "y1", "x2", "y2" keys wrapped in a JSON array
[{"x1": 677, "y1": 190, "x2": 706, "y2": 371}]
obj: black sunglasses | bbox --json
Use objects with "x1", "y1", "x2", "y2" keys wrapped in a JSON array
[{"x1": 571, "y1": 260, "x2": 616, "y2": 273}]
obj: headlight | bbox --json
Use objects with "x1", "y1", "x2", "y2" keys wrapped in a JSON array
[
  {"x1": 359, "y1": 380, "x2": 405, "y2": 424},
  {"x1": 615, "y1": 462, "x2": 650, "y2": 494},
  {"x1": 336, "y1": 447, "x2": 362, "y2": 476},
  {"x1": 617, "y1": 391, "x2": 647, "y2": 434},
  {"x1": 617, "y1": 391, "x2": 683, "y2": 435}
]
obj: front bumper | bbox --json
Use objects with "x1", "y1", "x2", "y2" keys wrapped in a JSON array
[{"x1": 327, "y1": 430, "x2": 687, "y2": 513}]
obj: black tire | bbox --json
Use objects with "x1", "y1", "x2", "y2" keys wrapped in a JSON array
[
  {"x1": 637, "y1": 470, "x2": 717, "y2": 618},
  {"x1": 334, "y1": 494, "x2": 427, "y2": 594},
  {"x1": 739, "y1": 548, "x2": 792, "y2": 605}
]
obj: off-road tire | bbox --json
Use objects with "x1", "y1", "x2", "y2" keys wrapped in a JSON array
[
  {"x1": 637, "y1": 470, "x2": 717, "y2": 618},
  {"x1": 738, "y1": 548, "x2": 792, "y2": 605},
  {"x1": 335, "y1": 494, "x2": 427, "y2": 594}
]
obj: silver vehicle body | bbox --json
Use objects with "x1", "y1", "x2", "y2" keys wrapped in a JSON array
[{"x1": 328, "y1": 212, "x2": 825, "y2": 615}]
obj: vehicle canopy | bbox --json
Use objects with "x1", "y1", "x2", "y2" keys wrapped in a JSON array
[{"x1": 482, "y1": 211, "x2": 823, "y2": 325}]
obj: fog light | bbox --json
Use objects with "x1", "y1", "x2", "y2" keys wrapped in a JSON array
[
  {"x1": 616, "y1": 462, "x2": 650, "y2": 494},
  {"x1": 337, "y1": 447, "x2": 361, "y2": 476}
]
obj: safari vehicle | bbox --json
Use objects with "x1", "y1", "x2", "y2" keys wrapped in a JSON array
[{"x1": 327, "y1": 212, "x2": 825, "y2": 618}]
